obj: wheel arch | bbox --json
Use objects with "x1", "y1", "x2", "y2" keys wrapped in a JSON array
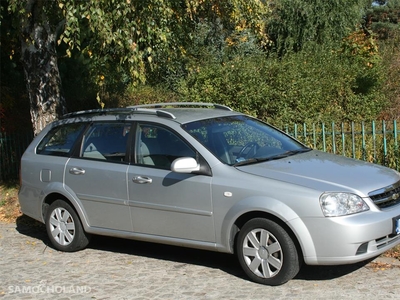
[
  {"x1": 219, "y1": 196, "x2": 315, "y2": 261},
  {"x1": 40, "y1": 184, "x2": 90, "y2": 230},
  {"x1": 42, "y1": 193, "x2": 71, "y2": 220},
  {"x1": 231, "y1": 211, "x2": 304, "y2": 261}
]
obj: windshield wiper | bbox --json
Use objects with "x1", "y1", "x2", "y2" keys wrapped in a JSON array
[
  {"x1": 234, "y1": 147, "x2": 312, "y2": 166},
  {"x1": 284, "y1": 148, "x2": 312, "y2": 155},
  {"x1": 262, "y1": 148, "x2": 312, "y2": 161},
  {"x1": 233, "y1": 158, "x2": 259, "y2": 166}
]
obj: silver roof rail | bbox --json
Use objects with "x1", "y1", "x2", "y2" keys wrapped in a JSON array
[
  {"x1": 61, "y1": 107, "x2": 175, "y2": 119},
  {"x1": 128, "y1": 102, "x2": 233, "y2": 111},
  {"x1": 62, "y1": 102, "x2": 231, "y2": 120},
  {"x1": 61, "y1": 108, "x2": 136, "y2": 119},
  {"x1": 134, "y1": 108, "x2": 175, "y2": 119}
]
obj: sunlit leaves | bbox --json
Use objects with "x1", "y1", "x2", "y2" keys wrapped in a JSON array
[
  {"x1": 5, "y1": 0, "x2": 272, "y2": 93},
  {"x1": 341, "y1": 30, "x2": 381, "y2": 68}
]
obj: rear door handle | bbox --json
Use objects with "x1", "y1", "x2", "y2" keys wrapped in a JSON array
[
  {"x1": 132, "y1": 176, "x2": 152, "y2": 184},
  {"x1": 69, "y1": 167, "x2": 86, "y2": 175}
]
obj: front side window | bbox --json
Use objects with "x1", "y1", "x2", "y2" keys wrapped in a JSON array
[
  {"x1": 37, "y1": 123, "x2": 86, "y2": 156},
  {"x1": 135, "y1": 123, "x2": 195, "y2": 169},
  {"x1": 183, "y1": 115, "x2": 309, "y2": 165},
  {"x1": 81, "y1": 122, "x2": 130, "y2": 162}
]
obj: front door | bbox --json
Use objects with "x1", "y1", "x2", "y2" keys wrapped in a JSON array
[{"x1": 127, "y1": 123, "x2": 215, "y2": 242}]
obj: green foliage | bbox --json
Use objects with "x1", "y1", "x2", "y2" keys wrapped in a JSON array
[
  {"x1": 57, "y1": 0, "x2": 181, "y2": 87},
  {"x1": 266, "y1": 0, "x2": 371, "y2": 56},
  {"x1": 6, "y1": 0, "x2": 272, "y2": 107},
  {"x1": 150, "y1": 18, "x2": 265, "y2": 91},
  {"x1": 366, "y1": 0, "x2": 400, "y2": 118},
  {"x1": 177, "y1": 54, "x2": 266, "y2": 117},
  {"x1": 1, "y1": 0, "x2": 398, "y2": 133},
  {"x1": 118, "y1": 85, "x2": 179, "y2": 107},
  {"x1": 366, "y1": 0, "x2": 400, "y2": 40},
  {"x1": 178, "y1": 44, "x2": 387, "y2": 126},
  {"x1": 56, "y1": 0, "x2": 272, "y2": 98}
]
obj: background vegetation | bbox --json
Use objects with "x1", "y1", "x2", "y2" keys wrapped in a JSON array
[{"x1": 1, "y1": 0, "x2": 399, "y2": 135}]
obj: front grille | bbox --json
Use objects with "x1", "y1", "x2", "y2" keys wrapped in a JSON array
[
  {"x1": 369, "y1": 181, "x2": 400, "y2": 209},
  {"x1": 375, "y1": 234, "x2": 400, "y2": 249}
]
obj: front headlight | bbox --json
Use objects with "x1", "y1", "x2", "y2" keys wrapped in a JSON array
[{"x1": 319, "y1": 193, "x2": 369, "y2": 217}]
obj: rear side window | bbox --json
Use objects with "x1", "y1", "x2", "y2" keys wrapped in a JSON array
[
  {"x1": 81, "y1": 122, "x2": 130, "y2": 162},
  {"x1": 37, "y1": 123, "x2": 86, "y2": 156}
]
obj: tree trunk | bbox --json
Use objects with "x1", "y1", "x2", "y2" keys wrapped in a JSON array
[{"x1": 20, "y1": 0, "x2": 67, "y2": 136}]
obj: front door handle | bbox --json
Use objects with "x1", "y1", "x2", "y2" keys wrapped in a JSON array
[
  {"x1": 132, "y1": 176, "x2": 152, "y2": 184},
  {"x1": 69, "y1": 167, "x2": 86, "y2": 175}
]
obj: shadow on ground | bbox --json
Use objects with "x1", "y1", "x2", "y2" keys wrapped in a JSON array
[{"x1": 15, "y1": 214, "x2": 371, "y2": 284}]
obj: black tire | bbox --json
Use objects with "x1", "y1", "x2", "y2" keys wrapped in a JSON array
[
  {"x1": 45, "y1": 200, "x2": 90, "y2": 252},
  {"x1": 236, "y1": 218, "x2": 300, "y2": 286}
]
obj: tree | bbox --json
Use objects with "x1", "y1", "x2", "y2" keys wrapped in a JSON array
[
  {"x1": 266, "y1": 0, "x2": 372, "y2": 56},
  {"x1": 366, "y1": 0, "x2": 400, "y2": 118},
  {"x1": 4, "y1": 0, "x2": 67, "y2": 135},
  {"x1": 2, "y1": 0, "x2": 271, "y2": 135},
  {"x1": 366, "y1": 0, "x2": 400, "y2": 40}
]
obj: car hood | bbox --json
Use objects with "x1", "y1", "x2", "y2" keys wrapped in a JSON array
[{"x1": 236, "y1": 150, "x2": 400, "y2": 196}]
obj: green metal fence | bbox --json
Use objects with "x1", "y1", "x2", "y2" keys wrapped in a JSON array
[
  {"x1": 283, "y1": 120, "x2": 399, "y2": 171},
  {"x1": 0, "y1": 120, "x2": 399, "y2": 181}
]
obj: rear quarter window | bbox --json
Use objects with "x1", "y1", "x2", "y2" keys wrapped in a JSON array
[{"x1": 36, "y1": 123, "x2": 86, "y2": 156}]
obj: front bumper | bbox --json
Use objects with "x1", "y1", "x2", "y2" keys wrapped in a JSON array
[{"x1": 297, "y1": 207, "x2": 400, "y2": 265}]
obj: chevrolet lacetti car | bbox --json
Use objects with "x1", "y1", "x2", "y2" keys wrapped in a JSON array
[{"x1": 19, "y1": 102, "x2": 400, "y2": 285}]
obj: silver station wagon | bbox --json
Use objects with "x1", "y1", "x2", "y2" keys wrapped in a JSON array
[{"x1": 19, "y1": 102, "x2": 400, "y2": 285}]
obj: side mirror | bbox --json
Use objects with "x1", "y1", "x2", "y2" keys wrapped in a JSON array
[{"x1": 171, "y1": 157, "x2": 200, "y2": 173}]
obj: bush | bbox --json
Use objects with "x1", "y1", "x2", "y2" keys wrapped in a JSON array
[
  {"x1": 118, "y1": 85, "x2": 179, "y2": 107},
  {"x1": 178, "y1": 45, "x2": 387, "y2": 126}
]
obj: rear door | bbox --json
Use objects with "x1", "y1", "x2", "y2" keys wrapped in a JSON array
[{"x1": 65, "y1": 122, "x2": 132, "y2": 232}]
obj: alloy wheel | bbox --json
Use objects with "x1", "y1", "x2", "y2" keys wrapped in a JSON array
[
  {"x1": 241, "y1": 228, "x2": 283, "y2": 278},
  {"x1": 48, "y1": 207, "x2": 76, "y2": 246}
]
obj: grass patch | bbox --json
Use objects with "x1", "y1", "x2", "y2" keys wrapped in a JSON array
[{"x1": 0, "y1": 181, "x2": 22, "y2": 222}]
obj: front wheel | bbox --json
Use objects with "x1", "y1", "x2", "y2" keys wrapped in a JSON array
[
  {"x1": 236, "y1": 218, "x2": 300, "y2": 285},
  {"x1": 45, "y1": 200, "x2": 90, "y2": 252}
]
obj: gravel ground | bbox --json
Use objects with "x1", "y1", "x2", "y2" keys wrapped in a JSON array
[{"x1": 1, "y1": 217, "x2": 399, "y2": 300}]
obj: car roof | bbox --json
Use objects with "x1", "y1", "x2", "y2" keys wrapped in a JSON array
[{"x1": 61, "y1": 102, "x2": 244, "y2": 125}]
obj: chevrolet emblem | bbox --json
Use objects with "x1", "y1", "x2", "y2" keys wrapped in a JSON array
[{"x1": 392, "y1": 193, "x2": 399, "y2": 200}]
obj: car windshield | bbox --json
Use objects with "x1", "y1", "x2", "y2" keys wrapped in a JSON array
[{"x1": 182, "y1": 115, "x2": 311, "y2": 166}]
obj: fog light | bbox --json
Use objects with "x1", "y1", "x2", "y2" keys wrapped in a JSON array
[{"x1": 356, "y1": 242, "x2": 368, "y2": 255}]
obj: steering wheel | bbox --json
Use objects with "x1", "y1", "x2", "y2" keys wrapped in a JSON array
[{"x1": 238, "y1": 142, "x2": 260, "y2": 159}]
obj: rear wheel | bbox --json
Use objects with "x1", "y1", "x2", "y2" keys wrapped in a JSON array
[
  {"x1": 236, "y1": 218, "x2": 300, "y2": 285},
  {"x1": 45, "y1": 200, "x2": 90, "y2": 252}
]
